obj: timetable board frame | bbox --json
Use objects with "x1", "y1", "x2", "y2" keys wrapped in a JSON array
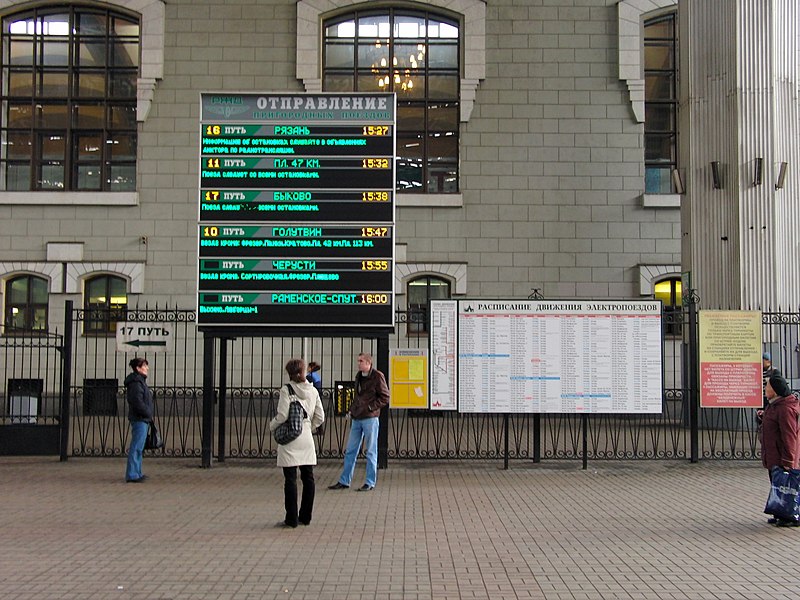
[
  {"x1": 197, "y1": 92, "x2": 396, "y2": 329},
  {"x1": 429, "y1": 299, "x2": 664, "y2": 414}
]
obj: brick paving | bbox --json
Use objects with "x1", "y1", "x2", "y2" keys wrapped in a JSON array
[{"x1": 0, "y1": 457, "x2": 796, "y2": 600}]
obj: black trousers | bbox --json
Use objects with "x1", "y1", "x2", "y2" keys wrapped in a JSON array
[{"x1": 283, "y1": 465, "x2": 315, "y2": 526}]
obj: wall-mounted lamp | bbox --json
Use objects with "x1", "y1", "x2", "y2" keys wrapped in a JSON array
[
  {"x1": 753, "y1": 157, "x2": 763, "y2": 186},
  {"x1": 710, "y1": 161, "x2": 722, "y2": 189},
  {"x1": 775, "y1": 161, "x2": 788, "y2": 190},
  {"x1": 671, "y1": 169, "x2": 685, "y2": 195}
]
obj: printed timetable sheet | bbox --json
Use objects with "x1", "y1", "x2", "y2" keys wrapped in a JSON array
[{"x1": 431, "y1": 300, "x2": 663, "y2": 414}]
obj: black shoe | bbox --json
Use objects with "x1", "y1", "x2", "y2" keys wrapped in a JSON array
[
  {"x1": 299, "y1": 520, "x2": 310, "y2": 526},
  {"x1": 328, "y1": 482, "x2": 349, "y2": 490},
  {"x1": 275, "y1": 521, "x2": 297, "y2": 529},
  {"x1": 768, "y1": 517, "x2": 779, "y2": 524},
  {"x1": 126, "y1": 477, "x2": 144, "y2": 483},
  {"x1": 777, "y1": 519, "x2": 800, "y2": 527},
  {"x1": 356, "y1": 484, "x2": 374, "y2": 492}
]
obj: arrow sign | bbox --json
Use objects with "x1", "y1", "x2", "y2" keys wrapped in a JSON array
[{"x1": 116, "y1": 323, "x2": 174, "y2": 353}]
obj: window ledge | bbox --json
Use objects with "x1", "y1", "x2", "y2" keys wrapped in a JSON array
[
  {"x1": 641, "y1": 193, "x2": 681, "y2": 208},
  {"x1": 0, "y1": 192, "x2": 138, "y2": 206},
  {"x1": 397, "y1": 193, "x2": 463, "y2": 208}
]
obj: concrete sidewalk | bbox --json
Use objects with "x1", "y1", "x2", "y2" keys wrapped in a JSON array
[{"x1": 0, "y1": 457, "x2": 795, "y2": 600}]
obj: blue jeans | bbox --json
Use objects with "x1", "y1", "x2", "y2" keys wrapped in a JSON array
[
  {"x1": 126, "y1": 420, "x2": 148, "y2": 481},
  {"x1": 338, "y1": 417, "x2": 379, "y2": 488}
]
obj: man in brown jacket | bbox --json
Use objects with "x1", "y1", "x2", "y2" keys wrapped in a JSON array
[{"x1": 328, "y1": 353, "x2": 390, "y2": 491}]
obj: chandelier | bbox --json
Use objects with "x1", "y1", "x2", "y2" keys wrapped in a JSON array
[{"x1": 372, "y1": 41, "x2": 425, "y2": 91}]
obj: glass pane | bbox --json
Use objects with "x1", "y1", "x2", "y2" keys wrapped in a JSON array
[
  {"x1": 42, "y1": 14, "x2": 70, "y2": 36},
  {"x1": 393, "y1": 43, "x2": 425, "y2": 68},
  {"x1": 7, "y1": 277, "x2": 28, "y2": 303},
  {"x1": 37, "y1": 104, "x2": 69, "y2": 128},
  {"x1": 41, "y1": 41, "x2": 70, "y2": 66},
  {"x1": 109, "y1": 134, "x2": 136, "y2": 159},
  {"x1": 645, "y1": 74, "x2": 674, "y2": 101},
  {"x1": 112, "y1": 18, "x2": 139, "y2": 38},
  {"x1": 39, "y1": 164, "x2": 64, "y2": 189},
  {"x1": 674, "y1": 280, "x2": 682, "y2": 306},
  {"x1": 9, "y1": 40, "x2": 34, "y2": 65},
  {"x1": 427, "y1": 133, "x2": 457, "y2": 161},
  {"x1": 7, "y1": 133, "x2": 32, "y2": 160},
  {"x1": 78, "y1": 13, "x2": 107, "y2": 35},
  {"x1": 32, "y1": 306, "x2": 47, "y2": 330},
  {"x1": 430, "y1": 20, "x2": 458, "y2": 39},
  {"x1": 654, "y1": 280, "x2": 673, "y2": 304},
  {"x1": 407, "y1": 279, "x2": 428, "y2": 304},
  {"x1": 77, "y1": 164, "x2": 102, "y2": 190},
  {"x1": 109, "y1": 105, "x2": 136, "y2": 129},
  {"x1": 357, "y1": 42, "x2": 389, "y2": 69},
  {"x1": 324, "y1": 42, "x2": 354, "y2": 68},
  {"x1": 39, "y1": 71, "x2": 69, "y2": 97},
  {"x1": 645, "y1": 134, "x2": 674, "y2": 162},
  {"x1": 428, "y1": 103, "x2": 458, "y2": 131},
  {"x1": 108, "y1": 164, "x2": 136, "y2": 190},
  {"x1": 644, "y1": 103, "x2": 675, "y2": 132},
  {"x1": 394, "y1": 16, "x2": 425, "y2": 39},
  {"x1": 397, "y1": 104, "x2": 424, "y2": 130},
  {"x1": 40, "y1": 134, "x2": 65, "y2": 160},
  {"x1": 427, "y1": 162, "x2": 457, "y2": 193},
  {"x1": 326, "y1": 19, "x2": 355, "y2": 38},
  {"x1": 645, "y1": 167, "x2": 672, "y2": 194},
  {"x1": 323, "y1": 73, "x2": 355, "y2": 92},
  {"x1": 358, "y1": 15, "x2": 389, "y2": 39},
  {"x1": 8, "y1": 71, "x2": 33, "y2": 96},
  {"x1": 109, "y1": 71, "x2": 137, "y2": 98},
  {"x1": 77, "y1": 135, "x2": 102, "y2": 159},
  {"x1": 76, "y1": 72, "x2": 105, "y2": 97},
  {"x1": 7, "y1": 307, "x2": 26, "y2": 330},
  {"x1": 645, "y1": 17, "x2": 674, "y2": 39},
  {"x1": 8, "y1": 104, "x2": 34, "y2": 127},
  {"x1": 644, "y1": 43, "x2": 673, "y2": 70},
  {"x1": 74, "y1": 104, "x2": 104, "y2": 128},
  {"x1": 397, "y1": 157, "x2": 423, "y2": 191},
  {"x1": 6, "y1": 164, "x2": 30, "y2": 189},
  {"x1": 398, "y1": 133, "x2": 424, "y2": 159},
  {"x1": 397, "y1": 72, "x2": 425, "y2": 98},
  {"x1": 428, "y1": 74, "x2": 458, "y2": 99},
  {"x1": 79, "y1": 40, "x2": 106, "y2": 67},
  {"x1": 357, "y1": 73, "x2": 388, "y2": 92},
  {"x1": 111, "y1": 42, "x2": 138, "y2": 67},
  {"x1": 428, "y1": 43, "x2": 457, "y2": 68},
  {"x1": 86, "y1": 277, "x2": 105, "y2": 303},
  {"x1": 429, "y1": 279, "x2": 451, "y2": 299},
  {"x1": 30, "y1": 277, "x2": 48, "y2": 303}
]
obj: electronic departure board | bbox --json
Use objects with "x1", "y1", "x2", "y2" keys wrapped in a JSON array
[{"x1": 198, "y1": 93, "x2": 396, "y2": 328}]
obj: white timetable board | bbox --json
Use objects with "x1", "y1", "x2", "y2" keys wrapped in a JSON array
[{"x1": 430, "y1": 300, "x2": 663, "y2": 414}]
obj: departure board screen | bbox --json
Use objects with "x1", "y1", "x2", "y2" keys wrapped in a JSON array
[{"x1": 198, "y1": 93, "x2": 395, "y2": 328}]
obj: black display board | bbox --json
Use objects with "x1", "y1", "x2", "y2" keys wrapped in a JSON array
[{"x1": 198, "y1": 93, "x2": 395, "y2": 328}]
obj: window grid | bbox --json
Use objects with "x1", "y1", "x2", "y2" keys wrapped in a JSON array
[
  {"x1": 407, "y1": 275, "x2": 451, "y2": 335},
  {"x1": 644, "y1": 13, "x2": 677, "y2": 194},
  {"x1": 1, "y1": 6, "x2": 139, "y2": 191},
  {"x1": 4, "y1": 274, "x2": 48, "y2": 333},
  {"x1": 84, "y1": 274, "x2": 127, "y2": 335},
  {"x1": 323, "y1": 9, "x2": 459, "y2": 194}
]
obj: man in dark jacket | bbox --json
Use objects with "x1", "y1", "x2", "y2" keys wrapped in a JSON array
[
  {"x1": 329, "y1": 353, "x2": 389, "y2": 491},
  {"x1": 124, "y1": 357, "x2": 154, "y2": 483},
  {"x1": 760, "y1": 374, "x2": 800, "y2": 527}
]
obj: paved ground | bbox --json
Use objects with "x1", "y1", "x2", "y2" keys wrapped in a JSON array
[{"x1": 0, "y1": 457, "x2": 796, "y2": 600}]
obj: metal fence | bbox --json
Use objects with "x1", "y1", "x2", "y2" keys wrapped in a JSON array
[{"x1": 16, "y1": 301, "x2": 795, "y2": 461}]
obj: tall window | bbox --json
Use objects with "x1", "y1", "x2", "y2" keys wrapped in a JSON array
[
  {"x1": 323, "y1": 9, "x2": 459, "y2": 194},
  {"x1": 4, "y1": 275, "x2": 48, "y2": 332},
  {"x1": 0, "y1": 6, "x2": 139, "y2": 191},
  {"x1": 84, "y1": 274, "x2": 127, "y2": 334},
  {"x1": 644, "y1": 13, "x2": 677, "y2": 194},
  {"x1": 655, "y1": 277, "x2": 682, "y2": 336},
  {"x1": 407, "y1": 275, "x2": 450, "y2": 334}
]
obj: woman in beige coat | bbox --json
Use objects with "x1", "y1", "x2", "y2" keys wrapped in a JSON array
[{"x1": 269, "y1": 358, "x2": 325, "y2": 528}]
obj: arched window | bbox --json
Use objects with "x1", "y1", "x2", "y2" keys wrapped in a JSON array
[
  {"x1": 0, "y1": 6, "x2": 139, "y2": 191},
  {"x1": 84, "y1": 274, "x2": 127, "y2": 334},
  {"x1": 4, "y1": 274, "x2": 48, "y2": 332},
  {"x1": 323, "y1": 8, "x2": 459, "y2": 194},
  {"x1": 407, "y1": 275, "x2": 450, "y2": 334},
  {"x1": 654, "y1": 276, "x2": 682, "y2": 336},
  {"x1": 644, "y1": 12, "x2": 678, "y2": 194}
]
